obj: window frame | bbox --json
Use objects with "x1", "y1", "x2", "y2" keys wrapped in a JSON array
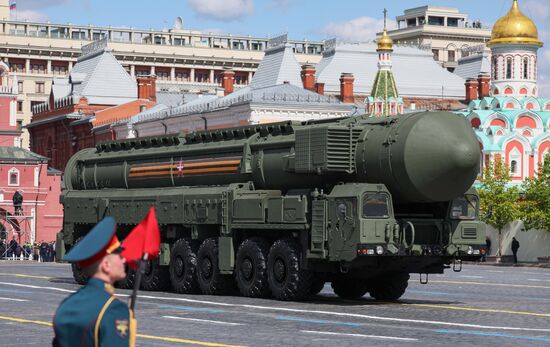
[
  {"x1": 361, "y1": 192, "x2": 391, "y2": 219},
  {"x1": 8, "y1": 168, "x2": 19, "y2": 186}
]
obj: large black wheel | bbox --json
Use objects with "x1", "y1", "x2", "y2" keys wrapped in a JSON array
[
  {"x1": 331, "y1": 279, "x2": 369, "y2": 299},
  {"x1": 197, "y1": 238, "x2": 234, "y2": 295},
  {"x1": 267, "y1": 238, "x2": 313, "y2": 301},
  {"x1": 309, "y1": 277, "x2": 326, "y2": 297},
  {"x1": 140, "y1": 258, "x2": 171, "y2": 291},
  {"x1": 115, "y1": 266, "x2": 136, "y2": 289},
  {"x1": 71, "y1": 262, "x2": 88, "y2": 285},
  {"x1": 169, "y1": 239, "x2": 200, "y2": 294},
  {"x1": 70, "y1": 237, "x2": 87, "y2": 285},
  {"x1": 235, "y1": 238, "x2": 271, "y2": 298},
  {"x1": 369, "y1": 273, "x2": 410, "y2": 301}
]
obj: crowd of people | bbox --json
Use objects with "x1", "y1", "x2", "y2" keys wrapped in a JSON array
[{"x1": 0, "y1": 237, "x2": 56, "y2": 262}]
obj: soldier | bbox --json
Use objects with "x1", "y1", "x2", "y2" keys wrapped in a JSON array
[{"x1": 52, "y1": 217, "x2": 134, "y2": 347}]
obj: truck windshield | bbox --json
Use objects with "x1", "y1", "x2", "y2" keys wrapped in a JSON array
[
  {"x1": 362, "y1": 193, "x2": 390, "y2": 218},
  {"x1": 450, "y1": 195, "x2": 478, "y2": 220}
]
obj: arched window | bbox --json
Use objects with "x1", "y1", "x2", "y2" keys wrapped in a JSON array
[
  {"x1": 509, "y1": 148, "x2": 522, "y2": 177},
  {"x1": 510, "y1": 160, "x2": 517, "y2": 174},
  {"x1": 523, "y1": 57, "x2": 529, "y2": 79},
  {"x1": 506, "y1": 57, "x2": 512, "y2": 79},
  {"x1": 8, "y1": 168, "x2": 19, "y2": 186}
]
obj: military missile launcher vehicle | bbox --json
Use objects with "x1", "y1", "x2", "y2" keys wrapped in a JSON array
[{"x1": 59, "y1": 111, "x2": 486, "y2": 301}]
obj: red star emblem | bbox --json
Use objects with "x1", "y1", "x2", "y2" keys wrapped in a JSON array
[{"x1": 176, "y1": 159, "x2": 184, "y2": 176}]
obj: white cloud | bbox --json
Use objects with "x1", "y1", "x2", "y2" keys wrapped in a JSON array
[
  {"x1": 187, "y1": 0, "x2": 254, "y2": 21},
  {"x1": 320, "y1": 16, "x2": 388, "y2": 42},
  {"x1": 13, "y1": 10, "x2": 49, "y2": 22}
]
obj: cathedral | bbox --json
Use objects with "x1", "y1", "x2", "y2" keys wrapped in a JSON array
[{"x1": 460, "y1": 0, "x2": 549, "y2": 182}]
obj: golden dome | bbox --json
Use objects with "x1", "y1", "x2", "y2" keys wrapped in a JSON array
[
  {"x1": 488, "y1": 0, "x2": 543, "y2": 47},
  {"x1": 377, "y1": 9, "x2": 393, "y2": 51},
  {"x1": 377, "y1": 29, "x2": 393, "y2": 51}
]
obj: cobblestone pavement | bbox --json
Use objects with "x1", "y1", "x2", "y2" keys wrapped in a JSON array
[{"x1": 0, "y1": 262, "x2": 549, "y2": 346}]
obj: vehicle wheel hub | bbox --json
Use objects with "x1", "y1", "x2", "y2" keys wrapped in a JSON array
[
  {"x1": 273, "y1": 258, "x2": 286, "y2": 283},
  {"x1": 241, "y1": 258, "x2": 253, "y2": 280}
]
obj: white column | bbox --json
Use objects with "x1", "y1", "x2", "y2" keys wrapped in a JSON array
[
  {"x1": 150, "y1": 66, "x2": 155, "y2": 75},
  {"x1": 209, "y1": 69, "x2": 214, "y2": 83},
  {"x1": 190, "y1": 68, "x2": 195, "y2": 82},
  {"x1": 171, "y1": 67, "x2": 176, "y2": 81},
  {"x1": 47, "y1": 60, "x2": 52, "y2": 74},
  {"x1": 68, "y1": 61, "x2": 74, "y2": 71},
  {"x1": 25, "y1": 59, "x2": 30, "y2": 73},
  {"x1": 130, "y1": 65, "x2": 135, "y2": 77},
  {"x1": 31, "y1": 208, "x2": 36, "y2": 245}
]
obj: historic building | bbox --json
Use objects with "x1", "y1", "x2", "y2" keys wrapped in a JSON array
[
  {"x1": 459, "y1": 0, "x2": 549, "y2": 182},
  {"x1": 315, "y1": 41, "x2": 466, "y2": 110},
  {"x1": 0, "y1": 63, "x2": 62, "y2": 245},
  {"x1": 114, "y1": 36, "x2": 355, "y2": 138},
  {"x1": 27, "y1": 39, "x2": 157, "y2": 171},
  {"x1": 0, "y1": 0, "x2": 323, "y2": 149},
  {"x1": 0, "y1": 61, "x2": 20, "y2": 146},
  {"x1": 366, "y1": 11, "x2": 404, "y2": 116},
  {"x1": 385, "y1": 5, "x2": 492, "y2": 71}
]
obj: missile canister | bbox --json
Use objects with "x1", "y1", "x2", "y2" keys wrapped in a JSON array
[{"x1": 64, "y1": 111, "x2": 480, "y2": 203}]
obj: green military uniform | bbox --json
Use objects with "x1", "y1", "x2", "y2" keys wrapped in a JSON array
[
  {"x1": 53, "y1": 278, "x2": 130, "y2": 346},
  {"x1": 53, "y1": 217, "x2": 132, "y2": 347}
]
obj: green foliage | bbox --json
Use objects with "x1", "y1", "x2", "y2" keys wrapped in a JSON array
[
  {"x1": 519, "y1": 156, "x2": 550, "y2": 232},
  {"x1": 478, "y1": 160, "x2": 520, "y2": 232}
]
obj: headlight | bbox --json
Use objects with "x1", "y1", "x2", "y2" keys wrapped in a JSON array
[
  {"x1": 376, "y1": 245, "x2": 384, "y2": 255},
  {"x1": 467, "y1": 246, "x2": 474, "y2": 255}
]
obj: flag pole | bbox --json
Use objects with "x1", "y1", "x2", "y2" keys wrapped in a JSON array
[{"x1": 129, "y1": 252, "x2": 148, "y2": 312}]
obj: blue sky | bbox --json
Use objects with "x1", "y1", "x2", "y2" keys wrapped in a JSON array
[
  {"x1": 11, "y1": 0, "x2": 550, "y2": 93},
  {"x1": 12, "y1": 0, "x2": 547, "y2": 40}
]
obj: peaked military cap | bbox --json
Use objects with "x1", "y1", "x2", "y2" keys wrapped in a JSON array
[{"x1": 64, "y1": 217, "x2": 122, "y2": 267}]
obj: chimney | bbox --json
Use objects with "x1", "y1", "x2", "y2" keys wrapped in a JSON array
[
  {"x1": 137, "y1": 75, "x2": 157, "y2": 102},
  {"x1": 315, "y1": 82, "x2": 325, "y2": 95},
  {"x1": 222, "y1": 69, "x2": 235, "y2": 96},
  {"x1": 478, "y1": 73, "x2": 491, "y2": 98},
  {"x1": 465, "y1": 78, "x2": 479, "y2": 102},
  {"x1": 339, "y1": 73, "x2": 355, "y2": 103},
  {"x1": 301, "y1": 64, "x2": 316, "y2": 92}
]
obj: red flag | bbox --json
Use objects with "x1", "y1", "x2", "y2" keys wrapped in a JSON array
[{"x1": 121, "y1": 207, "x2": 160, "y2": 268}]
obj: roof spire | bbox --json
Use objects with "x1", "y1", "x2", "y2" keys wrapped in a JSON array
[{"x1": 377, "y1": 8, "x2": 393, "y2": 52}]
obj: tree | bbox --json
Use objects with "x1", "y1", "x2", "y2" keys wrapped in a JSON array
[
  {"x1": 520, "y1": 156, "x2": 550, "y2": 232},
  {"x1": 478, "y1": 160, "x2": 520, "y2": 256}
]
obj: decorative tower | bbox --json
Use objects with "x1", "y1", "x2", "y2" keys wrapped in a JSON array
[
  {"x1": 367, "y1": 9, "x2": 403, "y2": 116},
  {"x1": 488, "y1": 0, "x2": 543, "y2": 98}
]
